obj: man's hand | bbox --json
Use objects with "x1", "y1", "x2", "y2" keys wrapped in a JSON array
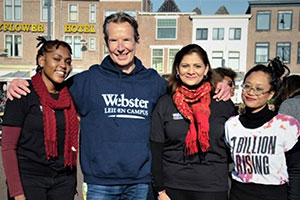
[
  {"x1": 7, "y1": 79, "x2": 31, "y2": 100},
  {"x1": 213, "y1": 80, "x2": 231, "y2": 101},
  {"x1": 15, "y1": 194, "x2": 26, "y2": 200}
]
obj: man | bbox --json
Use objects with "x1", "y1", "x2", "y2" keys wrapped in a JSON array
[
  {"x1": 214, "y1": 67, "x2": 237, "y2": 97},
  {"x1": 7, "y1": 13, "x2": 230, "y2": 199}
]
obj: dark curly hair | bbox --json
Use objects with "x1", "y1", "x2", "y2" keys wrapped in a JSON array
[
  {"x1": 243, "y1": 57, "x2": 290, "y2": 98},
  {"x1": 35, "y1": 36, "x2": 72, "y2": 72}
]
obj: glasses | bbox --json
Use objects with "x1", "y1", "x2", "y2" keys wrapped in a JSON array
[{"x1": 241, "y1": 83, "x2": 271, "y2": 96}]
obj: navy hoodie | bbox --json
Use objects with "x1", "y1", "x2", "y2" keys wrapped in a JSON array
[{"x1": 69, "y1": 56, "x2": 166, "y2": 185}]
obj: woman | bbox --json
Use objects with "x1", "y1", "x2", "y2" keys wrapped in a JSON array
[
  {"x1": 225, "y1": 59, "x2": 300, "y2": 200},
  {"x1": 279, "y1": 75, "x2": 300, "y2": 121},
  {"x1": 278, "y1": 75, "x2": 300, "y2": 200},
  {"x1": 150, "y1": 44, "x2": 236, "y2": 200},
  {"x1": 1, "y1": 37, "x2": 79, "y2": 200}
]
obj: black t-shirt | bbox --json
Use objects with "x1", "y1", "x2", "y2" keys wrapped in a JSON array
[
  {"x1": 3, "y1": 84, "x2": 67, "y2": 173},
  {"x1": 151, "y1": 94, "x2": 236, "y2": 192}
]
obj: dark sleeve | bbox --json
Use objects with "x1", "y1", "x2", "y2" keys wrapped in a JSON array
[
  {"x1": 3, "y1": 95, "x2": 27, "y2": 127},
  {"x1": 286, "y1": 140, "x2": 300, "y2": 200},
  {"x1": 150, "y1": 96, "x2": 166, "y2": 143},
  {"x1": 1, "y1": 126, "x2": 24, "y2": 197},
  {"x1": 150, "y1": 96, "x2": 168, "y2": 192},
  {"x1": 150, "y1": 141, "x2": 165, "y2": 192}
]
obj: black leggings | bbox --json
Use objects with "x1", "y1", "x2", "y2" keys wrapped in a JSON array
[
  {"x1": 8, "y1": 171, "x2": 76, "y2": 200},
  {"x1": 166, "y1": 187, "x2": 228, "y2": 200}
]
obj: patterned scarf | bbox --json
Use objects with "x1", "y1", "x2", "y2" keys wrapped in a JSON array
[
  {"x1": 32, "y1": 72, "x2": 78, "y2": 167},
  {"x1": 173, "y1": 82, "x2": 211, "y2": 155}
]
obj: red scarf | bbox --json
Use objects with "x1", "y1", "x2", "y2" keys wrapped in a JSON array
[
  {"x1": 32, "y1": 73, "x2": 78, "y2": 167},
  {"x1": 173, "y1": 82, "x2": 211, "y2": 155}
]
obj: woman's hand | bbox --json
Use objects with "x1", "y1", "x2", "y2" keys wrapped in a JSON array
[
  {"x1": 15, "y1": 194, "x2": 26, "y2": 200},
  {"x1": 158, "y1": 190, "x2": 171, "y2": 200}
]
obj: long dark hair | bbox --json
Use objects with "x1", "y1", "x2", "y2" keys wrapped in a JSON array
[
  {"x1": 35, "y1": 36, "x2": 72, "y2": 72},
  {"x1": 167, "y1": 44, "x2": 213, "y2": 94},
  {"x1": 280, "y1": 75, "x2": 300, "y2": 102}
]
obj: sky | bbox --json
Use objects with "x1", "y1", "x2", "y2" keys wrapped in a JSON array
[{"x1": 152, "y1": 0, "x2": 250, "y2": 14}]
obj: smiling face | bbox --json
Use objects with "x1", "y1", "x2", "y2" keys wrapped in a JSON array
[
  {"x1": 242, "y1": 71, "x2": 275, "y2": 113},
  {"x1": 107, "y1": 22, "x2": 137, "y2": 73},
  {"x1": 177, "y1": 52, "x2": 209, "y2": 87},
  {"x1": 38, "y1": 46, "x2": 72, "y2": 92}
]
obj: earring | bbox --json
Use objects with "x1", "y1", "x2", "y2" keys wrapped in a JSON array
[
  {"x1": 176, "y1": 73, "x2": 180, "y2": 79},
  {"x1": 203, "y1": 74, "x2": 208, "y2": 80}
]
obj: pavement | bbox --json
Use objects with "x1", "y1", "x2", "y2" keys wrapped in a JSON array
[{"x1": 0, "y1": 144, "x2": 84, "y2": 200}]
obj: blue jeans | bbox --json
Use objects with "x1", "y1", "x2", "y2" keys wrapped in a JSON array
[{"x1": 87, "y1": 183, "x2": 149, "y2": 200}]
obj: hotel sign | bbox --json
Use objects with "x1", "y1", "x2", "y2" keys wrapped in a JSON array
[
  {"x1": 0, "y1": 23, "x2": 44, "y2": 32},
  {"x1": 64, "y1": 24, "x2": 96, "y2": 33}
]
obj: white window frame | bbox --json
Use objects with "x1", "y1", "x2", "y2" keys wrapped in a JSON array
[
  {"x1": 89, "y1": 37, "x2": 96, "y2": 51},
  {"x1": 65, "y1": 35, "x2": 82, "y2": 59},
  {"x1": 276, "y1": 42, "x2": 291, "y2": 63},
  {"x1": 4, "y1": 34, "x2": 23, "y2": 58},
  {"x1": 4, "y1": 0, "x2": 22, "y2": 21},
  {"x1": 211, "y1": 51, "x2": 224, "y2": 68},
  {"x1": 89, "y1": 4, "x2": 96, "y2": 23},
  {"x1": 151, "y1": 48, "x2": 164, "y2": 73},
  {"x1": 68, "y1": 4, "x2": 78, "y2": 22},
  {"x1": 40, "y1": 0, "x2": 53, "y2": 22},
  {"x1": 255, "y1": 42, "x2": 269, "y2": 63},
  {"x1": 213, "y1": 28, "x2": 224, "y2": 40},
  {"x1": 228, "y1": 51, "x2": 240, "y2": 70},
  {"x1": 229, "y1": 28, "x2": 241, "y2": 40},
  {"x1": 278, "y1": 11, "x2": 293, "y2": 30},
  {"x1": 168, "y1": 48, "x2": 179, "y2": 73},
  {"x1": 156, "y1": 17, "x2": 178, "y2": 40},
  {"x1": 256, "y1": 11, "x2": 271, "y2": 31},
  {"x1": 196, "y1": 28, "x2": 208, "y2": 40}
]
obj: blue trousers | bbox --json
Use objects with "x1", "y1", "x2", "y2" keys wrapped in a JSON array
[{"x1": 87, "y1": 183, "x2": 149, "y2": 200}]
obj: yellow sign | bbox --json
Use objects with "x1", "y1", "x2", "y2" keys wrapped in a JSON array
[
  {"x1": 65, "y1": 24, "x2": 96, "y2": 33},
  {"x1": 0, "y1": 23, "x2": 44, "y2": 32}
]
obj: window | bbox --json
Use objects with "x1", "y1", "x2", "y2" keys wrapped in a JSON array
[
  {"x1": 65, "y1": 36, "x2": 82, "y2": 59},
  {"x1": 105, "y1": 10, "x2": 117, "y2": 18},
  {"x1": 255, "y1": 43, "x2": 269, "y2": 63},
  {"x1": 124, "y1": 10, "x2": 136, "y2": 18},
  {"x1": 256, "y1": 11, "x2": 271, "y2": 31},
  {"x1": 213, "y1": 28, "x2": 224, "y2": 40},
  {"x1": 89, "y1": 38, "x2": 95, "y2": 51},
  {"x1": 211, "y1": 51, "x2": 223, "y2": 68},
  {"x1": 278, "y1": 11, "x2": 292, "y2": 30},
  {"x1": 103, "y1": 45, "x2": 109, "y2": 58},
  {"x1": 41, "y1": 0, "x2": 53, "y2": 22},
  {"x1": 298, "y1": 43, "x2": 300, "y2": 63},
  {"x1": 69, "y1": 4, "x2": 78, "y2": 22},
  {"x1": 229, "y1": 28, "x2": 241, "y2": 40},
  {"x1": 277, "y1": 42, "x2": 291, "y2": 63},
  {"x1": 168, "y1": 49, "x2": 179, "y2": 73},
  {"x1": 228, "y1": 51, "x2": 240, "y2": 70},
  {"x1": 152, "y1": 49, "x2": 164, "y2": 73},
  {"x1": 196, "y1": 28, "x2": 208, "y2": 40},
  {"x1": 5, "y1": 0, "x2": 22, "y2": 21},
  {"x1": 5, "y1": 34, "x2": 22, "y2": 57},
  {"x1": 157, "y1": 19, "x2": 177, "y2": 39},
  {"x1": 89, "y1": 4, "x2": 96, "y2": 23}
]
